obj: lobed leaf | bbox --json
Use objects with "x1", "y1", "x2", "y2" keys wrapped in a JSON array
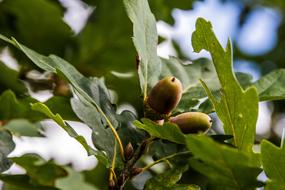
[
  {"x1": 124, "y1": 0, "x2": 161, "y2": 99},
  {"x1": 261, "y1": 140, "x2": 285, "y2": 190},
  {"x1": 253, "y1": 69, "x2": 285, "y2": 101},
  {"x1": 186, "y1": 135, "x2": 262, "y2": 189},
  {"x1": 55, "y1": 168, "x2": 96, "y2": 190},
  {"x1": 0, "y1": 34, "x2": 129, "y2": 166},
  {"x1": 31, "y1": 103, "x2": 109, "y2": 166},
  {"x1": 0, "y1": 130, "x2": 15, "y2": 173},
  {"x1": 133, "y1": 118, "x2": 185, "y2": 144},
  {"x1": 0, "y1": 90, "x2": 77, "y2": 122},
  {"x1": 0, "y1": 175, "x2": 60, "y2": 190},
  {"x1": 144, "y1": 163, "x2": 199, "y2": 190},
  {"x1": 192, "y1": 18, "x2": 259, "y2": 152},
  {"x1": 3, "y1": 119, "x2": 43, "y2": 137},
  {"x1": 11, "y1": 154, "x2": 67, "y2": 186},
  {"x1": 0, "y1": 61, "x2": 27, "y2": 95}
]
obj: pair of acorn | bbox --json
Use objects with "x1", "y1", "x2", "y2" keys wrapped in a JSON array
[{"x1": 146, "y1": 76, "x2": 212, "y2": 134}]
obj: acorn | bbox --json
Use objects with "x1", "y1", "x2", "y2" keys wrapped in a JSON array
[
  {"x1": 147, "y1": 76, "x2": 182, "y2": 115},
  {"x1": 170, "y1": 112, "x2": 212, "y2": 134}
]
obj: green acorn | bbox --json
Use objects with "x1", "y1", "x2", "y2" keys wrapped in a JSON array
[
  {"x1": 170, "y1": 112, "x2": 212, "y2": 134},
  {"x1": 147, "y1": 76, "x2": 182, "y2": 115}
]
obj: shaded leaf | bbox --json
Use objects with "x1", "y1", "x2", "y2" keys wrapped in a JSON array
[
  {"x1": 11, "y1": 154, "x2": 67, "y2": 186},
  {"x1": 144, "y1": 157, "x2": 198, "y2": 190},
  {"x1": 133, "y1": 118, "x2": 185, "y2": 144},
  {"x1": 0, "y1": 90, "x2": 77, "y2": 122},
  {"x1": 0, "y1": 61, "x2": 27, "y2": 94},
  {"x1": 0, "y1": 0, "x2": 72, "y2": 55},
  {"x1": 0, "y1": 175, "x2": 59, "y2": 190},
  {"x1": 70, "y1": 96, "x2": 115, "y2": 164},
  {"x1": 0, "y1": 90, "x2": 42, "y2": 121},
  {"x1": 261, "y1": 140, "x2": 285, "y2": 190},
  {"x1": 45, "y1": 96, "x2": 78, "y2": 121},
  {"x1": 192, "y1": 18, "x2": 259, "y2": 152},
  {"x1": 148, "y1": 140, "x2": 180, "y2": 160},
  {"x1": 83, "y1": 162, "x2": 108, "y2": 190},
  {"x1": 253, "y1": 69, "x2": 285, "y2": 101},
  {"x1": 3, "y1": 119, "x2": 43, "y2": 137},
  {"x1": 116, "y1": 110, "x2": 146, "y2": 148},
  {"x1": 0, "y1": 130, "x2": 15, "y2": 173},
  {"x1": 186, "y1": 135, "x2": 261, "y2": 189},
  {"x1": 124, "y1": 0, "x2": 161, "y2": 99},
  {"x1": 31, "y1": 103, "x2": 108, "y2": 165},
  {"x1": 56, "y1": 168, "x2": 96, "y2": 190},
  {"x1": 0, "y1": 34, "x2": 126, "y2": 166}
]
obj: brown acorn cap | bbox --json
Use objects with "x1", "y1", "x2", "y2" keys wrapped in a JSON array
[
  {"x1": 170, "y1": 112, "x2": 212, "y2": 134},
  {"x1": 147, "y1": 76, "x2": 182, "y2": 115}
]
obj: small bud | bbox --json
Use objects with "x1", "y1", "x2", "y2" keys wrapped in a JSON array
[
  {"x1": 124, "y1": 142, "x2": 134, "y2": 161},
  {"x1": 170, "y1": 112, "x2": 212, "y2": 134},
  {"x1": 147, "y1": 76, "x2": 182, "y2": 115},
  {"x1": 130, "y1": 167, "x2": 143, "y2": 176},
  {"x1": 108, "y1": 179, "x2": 116, "y2": 190}
]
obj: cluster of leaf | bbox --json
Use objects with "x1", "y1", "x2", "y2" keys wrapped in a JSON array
[{"x1": 0, "y1": 0, "x2": 285, "y2": 189}]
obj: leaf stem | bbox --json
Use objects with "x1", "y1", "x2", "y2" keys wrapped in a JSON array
[
  {"x1": 109, "y1": 141, "x2": 118, "y2": 182},
  {"x1": 83, "y1": 90, "x2": 125, "y2": 161},
  {"x1": 142, "y1": 151, "x2": 191, "y2": 172}
]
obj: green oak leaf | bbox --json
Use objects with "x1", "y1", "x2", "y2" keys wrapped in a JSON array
[
  {"x1": 56, "y1": 168, "x2": 96, "y2": 190},
  {"x1": 0, "y1": 34, "x2": 129, "y2": 166},
  {"x1": 133, "y1": 118, "x2": 185, "y2": 144},
  {"x1": 83, "y1": 162, "x2": 108, "y2": 190},
  {"x1": 0, "y1": 61, "x2": 27, "y2": 95},
  {"x1": 192, "y1": 18, "x2": 259, "y2": 152},
  {"x1": 0, "y1": 130, "x2": 15, "y2": 173},
  {"x1": 3, "y1": 119, "x2": 43, "y2": 137},
  {"x1": 11, "y1": 154, "x2": 67, "y2": 186},
  {"x1": 186, "y1": 135, "x2": 262, "y2": 189},
  {"x1": 31, "y1": 102, "x2": 108, "y2": 166},
  {"x1": 144, "y1": 157, "x2": 198, "y2": 190},
  {"x1": 253, "y1": 69, "x2": 285, "y2": 101},
  {"x1": 0, "y1": 0, "x2": 72, "y2": 55},
  {"x1": 70, "y1": 94, "x2": 116, "y2": 165},
  {"x1": 0, "y1": 175, "x2": 59, "y2": 190},
  {"x1": 261, "y1": 140, "x2": 285, "y2": 190},
  {"x1": 148, "y1": 140, "x2": 180, "y2": 160},
  {"x1": 124, "y1": 0, "x2": 161, "y2": 99},
  {"x1": 0, "y1": 90, "x2": 78, "y2": 122},
  {"x1": 0, "y1": 90, "x2": 42, "y2": 121}
]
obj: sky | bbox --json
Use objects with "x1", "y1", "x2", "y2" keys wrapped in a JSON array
[{"x1": 2, "y1": 0, "x2": 284, "y2": 175}]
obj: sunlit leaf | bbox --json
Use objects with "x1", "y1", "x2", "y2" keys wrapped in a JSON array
[
  {"x1": 261, "y1": 140, "x2": 285, "y2": 190},
  {"x1": 133, "y1": 118, "x2": 185, "y2": 144},
  {"x1": 192, "y1": 18, "x2": 259, "y2": 152}
]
